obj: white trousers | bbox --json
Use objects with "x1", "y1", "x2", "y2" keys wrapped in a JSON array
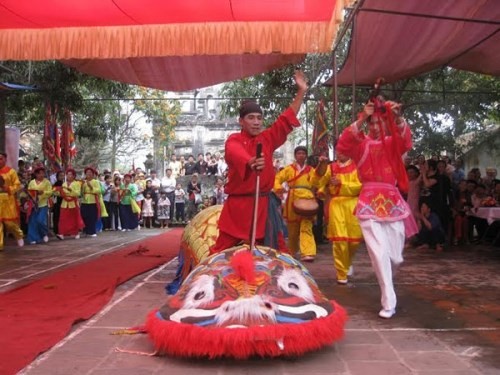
[{"x1": 360, "y1": 219, "x2": 405, "y2": 311}]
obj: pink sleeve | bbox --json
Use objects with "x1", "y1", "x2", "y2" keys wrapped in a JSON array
[{"x1": 336, "y1": 123, "x2": 365, "y2": 163}]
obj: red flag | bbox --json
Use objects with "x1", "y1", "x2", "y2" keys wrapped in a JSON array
[
  {"x1": 43, "y1": 103, "x2": 62, "y2": 172},
  {"x1": 61, "y1": 109, "x2": 77, "y2": 169},
  {"x1": 312, "y1": 100, "x2": 330, "y2": 157}
]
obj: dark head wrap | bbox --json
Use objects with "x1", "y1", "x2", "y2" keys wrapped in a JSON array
[
  {"x1": 294, "y1": 146, "x2": 308, "y2": 155},
  {"x1": 239, "y1": 100, "x2": 263, "y2": 118},
  {"x1": 33, "y1": 166, "x2": 46, "y2": 174}
]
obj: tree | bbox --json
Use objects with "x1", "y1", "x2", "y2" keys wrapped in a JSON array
[
  {"x1": 219, "y1": 55, "x2": 499, "y2": 159},
  {"x1": 133, "y1": 87, "x2": 181, "y2": 173},
  {"x1": 0, "y1": 61, "x2": 132, "y2": 154}
]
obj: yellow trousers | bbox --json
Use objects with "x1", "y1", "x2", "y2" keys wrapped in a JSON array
[
  {"x1": 287, "y1": 219, "x2": 316, "y2": 258},
  {"x1": 333, "y1": 241, "x2": 360, "y2": 281},
  {"x1": 0, "y1": 220, "x2": 24, "y2": 250}
]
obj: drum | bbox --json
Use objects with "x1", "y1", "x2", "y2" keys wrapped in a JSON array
[{"x1": 293, "y1": 199, "x2": 319, "y2": 217}]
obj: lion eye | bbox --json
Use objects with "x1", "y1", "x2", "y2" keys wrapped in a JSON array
[
  {"x1": 288, "y1": 282, "x2": 299, "y2": 290},
  {"x1": 194, "y1": 291, "x2": 205, "y2": 300}
]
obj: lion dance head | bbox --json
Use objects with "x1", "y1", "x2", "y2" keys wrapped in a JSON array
[{"x1": 146, "y1": 244, "x2": 347, "y2": 358}]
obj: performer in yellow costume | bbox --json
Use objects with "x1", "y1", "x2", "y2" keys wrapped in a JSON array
[
  {"x1": 314, "y1": 153, "x2": 362, "y2": 284},
  {"x1": 56, "y1": 168, "x2": 84, "y2": 239},
  {"x1": 0, "y1": 152, "x2": 24, "y2": 250},
  {"x1": 27, "y1": 166, "x2": 53, "y2": 244},
  {"x1": 274, "y1": 146, "x2": 316, "y2": 261}
]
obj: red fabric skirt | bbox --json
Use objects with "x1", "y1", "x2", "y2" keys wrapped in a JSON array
[{"x1": 59, "y1": 206, "x2": 85, "y2": 235}]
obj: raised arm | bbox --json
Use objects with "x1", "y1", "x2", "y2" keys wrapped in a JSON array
[{"x1": 289, "y1": 70, "x2": 308, "y2": 115}]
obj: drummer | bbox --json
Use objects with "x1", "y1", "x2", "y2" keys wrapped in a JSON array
[{"x1": 274, "y1": 146, "x2": 317, "y2": 262}]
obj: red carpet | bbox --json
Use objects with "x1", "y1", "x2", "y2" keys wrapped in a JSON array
[{"x1": 0, "y1": 229, "x2": 182, "y2": 375}]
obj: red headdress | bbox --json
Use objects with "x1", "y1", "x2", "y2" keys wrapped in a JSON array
[
  {"x1": 33, "y1": 166, "x2": 46, "y2": 175},
  {"x1": 368, "y1": 96, "x2": 409, "y2": 194},
  {"x1": 84, "y1": 166, "x2": 96, "y2": 175}
]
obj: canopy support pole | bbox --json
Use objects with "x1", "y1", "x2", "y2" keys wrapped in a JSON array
[
  {"x1": 332, "y1": 53, "x2": 339, "y2": 158},
  {"x1": 351, "y1": 15, "x2": 357, "y2": 122}
]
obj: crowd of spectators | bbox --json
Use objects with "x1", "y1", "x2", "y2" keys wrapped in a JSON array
[
  {"x1": 404, "y1": 155, "x2": 499, "y2": 250},
  {"x1": 11, "y1": 152, "x2": 230, "y2": 244},
  {"x1": 10, "y1": 152, "x2": 498, "y2": 250}
]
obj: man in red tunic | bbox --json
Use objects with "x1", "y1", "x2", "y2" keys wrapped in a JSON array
[{"x1": 210, "y1": 70, "x2": 308, "y2": 254}]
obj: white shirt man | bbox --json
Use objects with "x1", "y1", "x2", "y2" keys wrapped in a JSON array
[
  {"x1": 160, "y1": 168, "x2": 176, "y2": 222},
  {"x1": 160, "y1": 169, "x2": 176, "y2": 193},
  {"x1": 167, "y1": 155, "x2": 182, "y2": 178},
  {"x1": 149, "y1": 170, "x2": 161, "y2": 194},
  {"x1": 217, "y1": 156, "x2": 227, "y2": 176}
]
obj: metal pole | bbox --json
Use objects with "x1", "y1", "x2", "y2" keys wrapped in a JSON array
[
  {"x1": 331, "y1": 54, "x2": 339, "y2": 160},
  {"x1": 333, "y1": 54, "x2": 339, "y2": 142},
  {"x1": 351, "y1": 15, "x2": 357, "y2": 122},
  {"x1": 305, "y1": 100, "x2": 309, "y2": 151}
]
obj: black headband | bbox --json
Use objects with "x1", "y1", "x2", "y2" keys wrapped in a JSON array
[{"x1": 239, "y1": 101, "x2": 263, "y2": 118}]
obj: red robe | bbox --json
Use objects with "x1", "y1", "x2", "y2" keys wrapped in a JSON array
[
  {"x1": 217, "y1": 108, "x2": 300, "y2": 242},
  {"x1": 337, "y1": 120, "x2": 418, "y2": 237},
  {"x1": 337, "y1": 121, "x2": 413, "y2": 221}
]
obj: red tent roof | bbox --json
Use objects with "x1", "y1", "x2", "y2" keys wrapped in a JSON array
[
  {"x1": 0, "y1": 0, "x2": 353, "y2": 91},
  {"x1": 330, "y1": 0, "x2": 500, "y2": 86}
]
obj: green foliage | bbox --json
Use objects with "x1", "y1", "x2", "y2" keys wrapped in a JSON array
[
  {"x1": 133, "y1": 87, "x2": 181, "y2": 160},
  {"x1": 1, "y1": 61, "x2": 131, "y2": 140},
  {"x1": 219, "y1": 55, "x2": 499, "y2": 159}
]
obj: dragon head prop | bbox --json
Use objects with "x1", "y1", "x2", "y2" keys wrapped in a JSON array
[{"x1": 146, "y1": 245, "x2": 347, "y2": 359}]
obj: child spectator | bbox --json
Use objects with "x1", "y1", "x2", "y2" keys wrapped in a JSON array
[
  {"x1": 198, "y1": 196, "x2": 211, "y2": 212},
  {"x1": 157, "y1": 191, "x2": 171, "y2": 228},
  {"x1": 213, "y1": 176, "x2": 226, "y2": 205},
  {"x1": 414, "y1": 199, "x2": 446, "y2": 252},
  {"x1": 174, "y1": 183, "x2": 186, "y2": 223},
  {"x1": 186, "y1": 173, "x2": 202, "y2": 220},
  {"x1": 142, "y1": 191, "x2": 154, "y2": 228}
]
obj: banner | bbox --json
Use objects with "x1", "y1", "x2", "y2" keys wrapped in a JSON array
[
  {"x1": 43, "y1": 103, "x2": 62, "y2": 172},
  {"x1": 60, "y1": 109, "x2": 76, "y2": 169},
  {"x1": 311, "y1": 100, "x2": 330, "y2": 157},
  {"x1": 5, "y1": 127, "x2": 20, "y2": 169}
]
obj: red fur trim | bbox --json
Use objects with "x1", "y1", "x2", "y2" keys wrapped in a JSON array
[
  {"x1": 230, "y1": 250, "x2": 256, "y2": 284},
  {"x1": 145, "y1": 301, "x2": 347, "y2": 359}
]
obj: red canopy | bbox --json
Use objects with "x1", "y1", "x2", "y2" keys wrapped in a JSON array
[
  {"x1": 0, "y1": 0, "x2": 353, "y2": 91},
  {"x1": 330, "y1": 0, "x2": 500, "y2": 86}
]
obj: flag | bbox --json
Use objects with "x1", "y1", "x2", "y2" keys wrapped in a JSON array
[
  {"x1": 61, "y1": 109, "x2": 77, "y2": 169},
  {"x1": 43, "y1": 103, "x2": 62, "y2": 172},
  {"x1": 312, "y1": 100, "x2": 330, "y2": 157}
]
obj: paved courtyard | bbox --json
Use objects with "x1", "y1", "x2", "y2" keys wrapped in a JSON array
[{"x1": 1, "y1": 229, "x2": 499, "y2": 374}]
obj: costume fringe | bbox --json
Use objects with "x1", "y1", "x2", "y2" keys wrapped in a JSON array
[{"x1": 145, "y1": 301, "x2": 347, "y2": 359}]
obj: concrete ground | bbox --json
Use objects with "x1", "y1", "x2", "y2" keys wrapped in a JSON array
[{"x1": 1, "y1": 229, "x2": 499, "y2": 375}]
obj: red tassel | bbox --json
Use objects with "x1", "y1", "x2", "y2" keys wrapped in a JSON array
[{"x1": 230, "y1": 250, "x2": 256, "y2": 284}]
